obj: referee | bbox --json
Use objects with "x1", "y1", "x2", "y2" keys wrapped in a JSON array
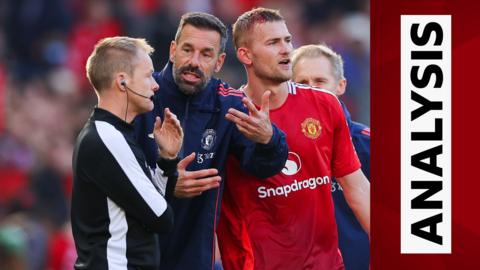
[{"x1": 71, "y1": 36, "x2": 183, "y2": 269}]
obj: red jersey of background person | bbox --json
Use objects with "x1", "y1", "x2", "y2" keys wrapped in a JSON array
[{"x1": 217, "y1": 82, "x2": 361, "y2": 270}]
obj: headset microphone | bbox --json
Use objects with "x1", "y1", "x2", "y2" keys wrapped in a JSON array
[
  {"x1": 121, "y1": 81, "x2": 153, "y2": 100},
  {"x1": 121, "y1": 80, "x2": 155, "y2": 122}
]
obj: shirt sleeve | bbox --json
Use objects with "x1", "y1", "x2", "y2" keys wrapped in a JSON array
[
  {"x1": 330, "y1": 98, "x2": 362, "y2": 178},
  {"x1": 81, "y1": 121, "x2": 174, "y2": 233},
  {"x1": 156, "y1": 157, "x2": 180, "y2": 201}
]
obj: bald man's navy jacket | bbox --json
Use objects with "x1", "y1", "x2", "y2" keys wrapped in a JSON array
[{"x1": 134, "y1": 62, "x2": 288, "y2": 270}]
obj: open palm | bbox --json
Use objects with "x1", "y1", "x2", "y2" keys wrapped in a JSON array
[{"x1": 154, "y1": 108, "x2": 184, "y2": 159}]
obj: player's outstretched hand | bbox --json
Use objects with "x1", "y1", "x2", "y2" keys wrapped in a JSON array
[
  {"x1": 154, "y1": 108, "x2": 183, "y2": 159},
  {"x1": 174, "y1": 153, "x2": 222, "y2": 198},
  {"x1": 225, "y1": 90, "x2": 273, "y2": 144}
]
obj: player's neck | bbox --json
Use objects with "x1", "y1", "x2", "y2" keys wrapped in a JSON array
[{"x1": 244, "y1": 77, "x2": 289, "y2": 110}]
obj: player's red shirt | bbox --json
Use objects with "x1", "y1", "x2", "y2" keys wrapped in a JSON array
[{"x1": 217, "y1": 82, "x2": 361, "y2": 270}]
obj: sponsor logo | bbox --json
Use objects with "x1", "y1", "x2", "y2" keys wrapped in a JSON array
[
  {"x1": 259, "y1": 151, "x2": 329, "y2": 198},
  {"x1": 201, "y1": 129, "x2": 216, "y2": 150},
  {"x1": 282, "y1": 152, "x2": 302, "y2": 176},
  {"x1": 196, "y1": 152, "x2": 215, "y2": 164},
  {"x1": 301, "y1": 118, "x2": 321, "y2": 139},
  {"x1": 258, "y1": 176, "x2": 330, "y2": 198}
]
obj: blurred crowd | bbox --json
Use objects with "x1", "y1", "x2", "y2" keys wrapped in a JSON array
[{"x1": 0, "y1": 0, "x2": 369, "y2": 269}]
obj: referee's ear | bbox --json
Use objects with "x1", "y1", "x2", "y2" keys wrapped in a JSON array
[{"x1": 237, "y1": 47, "x2": 252, "y2": 66}]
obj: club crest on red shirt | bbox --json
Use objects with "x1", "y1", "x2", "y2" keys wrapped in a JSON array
[{"x1": 301, "y1": 118, "x2": 321, "y2": 139}]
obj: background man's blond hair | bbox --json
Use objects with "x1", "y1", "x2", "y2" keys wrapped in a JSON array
[{"x1": 292, "y1": 44, "x2": 345, "y2": 81}]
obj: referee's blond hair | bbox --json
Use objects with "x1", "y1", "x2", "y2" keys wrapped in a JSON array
[{"x1": 86, "y1": 36, "x2": 154, "y2": 92}]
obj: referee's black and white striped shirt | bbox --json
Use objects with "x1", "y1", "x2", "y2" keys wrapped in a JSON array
[{"x1": 72, "y1": 108, "x2": 177, "y2": 270}]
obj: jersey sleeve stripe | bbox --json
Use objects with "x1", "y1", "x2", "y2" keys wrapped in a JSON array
[
  {"x1": 95, "y1": 120, "x2": 168, "y2": 217},
  {"x1": 218, "y1": 84, "x2": 244, "y2": 93},
  {"x1": 218, "y1": 92, "x2": 245, "y2": 97}
]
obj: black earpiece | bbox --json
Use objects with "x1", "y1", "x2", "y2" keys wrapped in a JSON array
[
  {"x1": 119, "y1": 79, "x2": 152, "y2": 122},
  {"x1": 120, "y1": 80, "x2": 152, "y2": 100}
]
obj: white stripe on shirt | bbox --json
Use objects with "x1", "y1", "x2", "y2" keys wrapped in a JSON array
[
  {"x1": 150, "y1": 166, "x2": 168, "y2": 196},
  {"x1": 107, "y1": 198, "x2": 128, "y2": 270},
  {"x1": 95, "y1": 120, "x2": 167, "y2": 216}
]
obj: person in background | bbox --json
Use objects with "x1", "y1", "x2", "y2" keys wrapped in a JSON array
[{"x1": 292, "y1": 44, "x2": 370, "y2": 270}]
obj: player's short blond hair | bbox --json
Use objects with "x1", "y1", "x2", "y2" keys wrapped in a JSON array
[
  {"x1": 86, "y1": 36, "x2": 154, "y2": 92},
  {"x1": 292, "y1": 44, "x2": 345, "y2": 81},
  {"x1": 232, "y1": 7, "x2": 284, "y2": 49}
]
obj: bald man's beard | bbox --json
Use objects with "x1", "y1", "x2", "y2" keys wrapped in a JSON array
[{"x1": 172, "y1": 63, "x2": 211, "y2": 95}]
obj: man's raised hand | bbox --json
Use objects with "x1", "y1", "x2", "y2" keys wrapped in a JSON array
[
  {"x1": 225, "y1": 90, "x2": 273, "y2": 144},
  {"x1": 154, "y1": 108, "x2": 184, "y2": 159}
]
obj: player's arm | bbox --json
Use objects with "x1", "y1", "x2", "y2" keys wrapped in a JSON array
[
  {"x1": 337, "y1": 170, "x2": 371, "y2": 236},
  {"x1": 226, "y1": 91, "x2": 288, "y2": 178},
  {"x1": 329, "y1": 93, "x2": 371, "y2": 236}
]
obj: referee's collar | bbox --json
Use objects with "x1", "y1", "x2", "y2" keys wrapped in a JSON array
[{"x1": 91, "y1": 107, "x2": 135, "y2": 132}]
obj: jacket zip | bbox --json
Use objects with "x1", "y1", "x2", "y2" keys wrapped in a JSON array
[{"x1": 179, "y1": 96, "x2": 191, "y2": 158}]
